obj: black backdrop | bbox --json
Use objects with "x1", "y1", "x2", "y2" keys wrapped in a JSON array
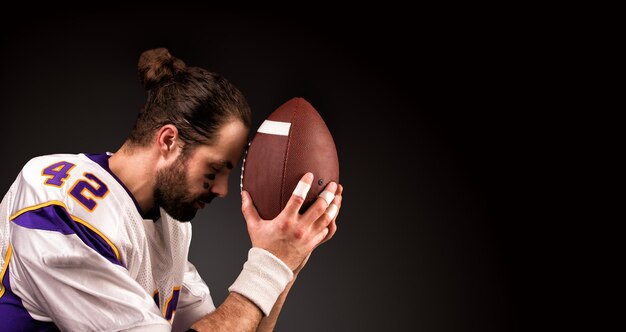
[{"x1": 0, "y1": 9, "x2": 523, "y2": 331}]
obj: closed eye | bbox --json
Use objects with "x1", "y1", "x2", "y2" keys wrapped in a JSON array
[{"x1": 211, "y1": 161, "x2": 233, "y2": 171}]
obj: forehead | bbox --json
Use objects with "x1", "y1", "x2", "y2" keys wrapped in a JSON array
[{"x1": 189, "y1": 120, "x2": 249, "y2": 165}]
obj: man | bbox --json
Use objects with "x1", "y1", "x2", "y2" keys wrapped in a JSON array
[{"x1": 0, "y1": 48, "x2": 343, "y2": 331}]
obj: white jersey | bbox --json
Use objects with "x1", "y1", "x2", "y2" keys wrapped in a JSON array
[{"x1": 0, "y1": 153, "x2": 215, "y2": 331}]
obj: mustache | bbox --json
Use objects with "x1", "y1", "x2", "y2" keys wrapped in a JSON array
[{"x1": 199, "y1": 193, "x2": 217, "y2": 205}]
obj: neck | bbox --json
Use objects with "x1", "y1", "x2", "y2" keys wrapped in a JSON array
[{"x1": 108, "y1": 143, "x2": 158, "y2": 213}]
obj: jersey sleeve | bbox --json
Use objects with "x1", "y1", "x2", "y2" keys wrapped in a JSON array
[
  {"x1": 171, "y1": 261, "x2": 216, "y2": 332},
  {"x1": 9, "y1": 204, "x2": 171, "y2": 331}
]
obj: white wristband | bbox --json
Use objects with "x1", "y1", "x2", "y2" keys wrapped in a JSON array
[{"x1": 228, "y1": 248, "x2": 294, "y2": 316}]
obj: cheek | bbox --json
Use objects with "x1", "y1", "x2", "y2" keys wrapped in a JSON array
[
  {"x1": 187, "y1": 169, "x2": 213, "y2": 194},
  {"x1": 183, "y1": 163, "x2": 205, "y2": 186},
  {"x1": 186, "y1": 173, "x2": 205, "y2": 191}
]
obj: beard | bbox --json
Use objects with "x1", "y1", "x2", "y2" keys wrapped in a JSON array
[{"x1": 153, "y1": 156, "x2": 199, "y2": 222}]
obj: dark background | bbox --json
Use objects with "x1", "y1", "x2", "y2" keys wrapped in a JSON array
[{"x1": 0, "y1": 9, "x2": 527, "y2": 331}]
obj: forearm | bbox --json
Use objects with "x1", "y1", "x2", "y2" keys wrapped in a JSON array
[
  {"x1": 256, "y1": 273, "x2": 298, "y2": 332},
  {"x1": 191, "y1": 292, "x2": 262, "y2": 332},
  {"x1": 191, "y1": 248, "x2": 294, "y2": 331}
]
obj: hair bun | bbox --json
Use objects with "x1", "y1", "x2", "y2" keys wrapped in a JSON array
[{"x1": 138, "y1": 48, "x2": 186, "y2": 90}]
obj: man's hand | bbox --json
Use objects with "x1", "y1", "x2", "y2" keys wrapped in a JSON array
[
  {"x1": 241, "y1": 172, "x2": 343, "y2": 271},
  {"x1": 293, "y1": 182, "x2": 343, "y2": 274}
]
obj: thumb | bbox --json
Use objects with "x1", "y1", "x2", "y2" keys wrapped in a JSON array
[{"x1": 241, "y1": 190, "x2": 261, "y2": 224}]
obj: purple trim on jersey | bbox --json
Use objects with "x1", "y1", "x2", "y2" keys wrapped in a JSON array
[
  {"x1": 151, "y1": 288, "x2": 180, "y2": 320},
  {"x1": 153, "y1": 291, "x2": 160, "y2": 308},
  {"x1": 0, "y1": 266, "x2": 60, "y2": 331},
  {"x1": 12, "y1": 205, "x2": 122, "y2": 267},
  {"x1": 84, "y1": 153, "x2": 160, "y2": 220},
  {"x1": 165, "y1": 288, "x2": 181, "y2": 320}
]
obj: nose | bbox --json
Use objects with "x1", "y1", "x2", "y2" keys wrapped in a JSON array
[{"x1": 210, "y1": 174, "x2": 229, "y2": 198}]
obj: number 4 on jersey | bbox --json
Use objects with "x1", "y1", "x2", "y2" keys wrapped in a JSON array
[{"x1": 42, "y1": 161, "x2": 76, "y2": 187}]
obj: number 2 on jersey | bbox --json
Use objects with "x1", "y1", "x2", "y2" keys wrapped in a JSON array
[
  {"x1": 41, "y1": 161, "x2": 110, "y2": 212},
  {"x1": 70, "y1": 173, "x2": 109, "y2": 211}
]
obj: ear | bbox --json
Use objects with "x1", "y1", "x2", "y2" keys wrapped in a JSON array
[{"x1": 156, "y1": 124, "x2": 181, "y2": 157}]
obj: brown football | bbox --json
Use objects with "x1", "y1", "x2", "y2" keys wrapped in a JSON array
[{"x1": 241, "y1": 97, "x2": 340, "y2": 220}]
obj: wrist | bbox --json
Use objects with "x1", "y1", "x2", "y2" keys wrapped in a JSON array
[{"x1": 228, "y1": 247, "x2": 294, "y2": 316}]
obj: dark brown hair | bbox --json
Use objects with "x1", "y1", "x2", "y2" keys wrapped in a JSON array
[{"x1": 128, "y1": 48, "x2": 251, "y2": 152}]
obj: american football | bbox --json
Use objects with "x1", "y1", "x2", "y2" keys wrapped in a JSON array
[{"x1": 241, "y1": 97, "x2": 340, "y2": 220}]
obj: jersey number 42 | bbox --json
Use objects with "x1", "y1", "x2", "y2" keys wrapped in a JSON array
[{"x1": 42, "y1": 161, "x2": 110, "y2": 212}]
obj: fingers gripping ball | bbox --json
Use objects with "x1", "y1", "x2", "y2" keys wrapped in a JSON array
[{"x1": 241, "y1": 97, "x2": 340, "y2": 220}]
